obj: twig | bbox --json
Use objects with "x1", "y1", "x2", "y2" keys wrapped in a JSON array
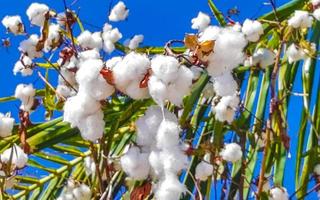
[{"x1": 37, "y1": 72, "x2": 66, "y2": 101}]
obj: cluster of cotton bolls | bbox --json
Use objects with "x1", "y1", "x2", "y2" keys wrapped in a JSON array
[
  {"x1": 0, "y1": 113, "x2": 15, "y2": 138},
  {"x1": 120, "y1": 106, "x2": 189, "y2": 200},
  {"x1": 242, "y1": 19, "x2": 264, "y2": 42},
  {"x1": 14, "y1": 84, "x2": 36, "y2": 112},
  {"x1": 57, "y1": 180, "x2": 92, "y2": 200}
]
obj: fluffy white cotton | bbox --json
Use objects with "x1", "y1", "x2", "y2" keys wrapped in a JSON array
[
  {"x1": 242, "y1": 19, "x2": 263, "y2": 42},
  {"x1": 44, "y1": 24, "x2": 62, "y2": 52},
  {"x1": 191, "y1": 12, "x2": 211, "y2": 31},
  {"x1": 14, "y1": 84, "x2": 36, "y2": 111},
  {"x1": 102, "y1": 23, "x2": 122, "y2": 53},
  {"x1": 19, "y1": 34, "x2": 43, "y2": 59},
  {"x1": 154, "y1": 174, "x2": 186, "y2": 200},
  {"x1": 288, "y1": 10, "x2": 313, "y2": 29},
  {"x1": 113, "y1": 52, "x2": 150, "y2": 99},
  {"x1": 126, "y1": 34, "x2": 144, "y2": 50},
  {"x1": 269, "y1": 187, "x2": 289, "y2": 200},
  {"x1": 252, "y1": 48, "x2": 276, "y2": 68},
  {"x1": 77, "y1": 31, "x2": 102, "y2": 50},
  {"x1": 213, "y1": 72, "x2": 238, "y2": 96},
  {"x1": 151, "y1": 55, "x2": 179, "y2": 84},
  {"x1": 314, "y1": 164, "x2": 320, "y2": 175},
  {"x1": 200, "y1": 26, "x2": 247, "y2": 77},
  {"x1": 220, "y1": 143, "x2": 242, "y2": 162},
  {"x1": 195, "y1": 161, "x2": 213, "y2": 181},
  {"x1": 78, "y1": 110, "x2": 105, "y2": 142},
  {"x1": 109, "y1": 1, "x2": 129, "y2": 22},
  {"x1": 1, "y1": 144, "x2": 28, "y2": 169},
  {"x1": 59, "y1": 68, "x2": 77, "y2": 86},
  {"x1": 148, "y1": 76, "x2": 167, "y2": 106},
  {"x1": 212, "y1": 94, "x2": 239, "y2": 123},
  {"x1": 286, "y1": 44, "x2": 306, "y2": 64},
  {"x1": 2, "y1": 15, "x2": 24, "y2": 35},
  {"x1": 313, "y1": 8, "x2": 320, "y2": 21},
  {"x1": 71, "y1": 184, "x2": 92, "y2": 200},
  {"x1": 26, "y1": 3, "x2": 49, "y2": 26},
  {"x1": 312, "y1": 0, "x2": 320, "y2": 6},
  {"x1": 56, "y1": 85, "x2": 75, "y2": 98},
  {"x1": 190, "y1": 66, "x2": 203, "y2": 80},
  {"x1": 156, "y1": 120, "x2": 180, "y2": 149},
  {"x1": 0, "y1": 113, "x2": 15, "y2": 138},
  {"x1": 13, "y1": 56, "x2": 33, "y2": 76},
  {"x1": 120, "y1": 146, "x2": 150, "y2": 180},
  {"x1": 84, "y1": 156, "x2": 96, "y2": 176}
]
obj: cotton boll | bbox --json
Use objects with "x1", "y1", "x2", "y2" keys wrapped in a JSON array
[
  {"x1": 148, "y1": 76, "x2": 167, "y2": 106},
  {"x1": 1, "y1": 144, "x2": 28, "y2": 169},
  {"x1": 195, "y1": 161, "x2": 213, "y2": 181},
  {"x1": 149, "y1": 150, "x2": 164, "y2": 176},
  {"x1": 269, "y1": 187, "x2": 289, "y2": 200},
  {"x1": 313, "y1": 8, "x2": 320, "y2": 21},
  {"x1": 154, "y1": 174, "x2": 186, "y2": 200},
  {"x1": 151, "y1": 55, "x2": 180, "y2": 84},
  {"x1": 156, "y1": 120, "x2": 180, "y2": 149},
  {"x1": 105, "y1": 56, "x2": 122, "y2": 69},
  {"x1": 125, "y1": 80, "x2": 150, "y2": 99},
  {"x1": 103, "y1": 40, "x2": 115, "y2": 53},
  {"x1": 212, "y1": 94, "x2": 239, "y2": 123},
  {"x1": 44, "y1": 24, "x2": 62, "y2": 52},
  {"x1": 78, "y1": 49, "x2": 100, "y2": 62},
  {"x1": 0, "y1": 113, "x2": 15, "y2": 138},
  {"x1": 120, "y1": 146, "x2": 150, "y2": 180},
  {"x1": 213, "y1": 73, "x2": 238, "y2": 96},
  {"x1": 191, "y1": 12, "x2": 211, "y2": 31},
  {"x1": 220, "y1": 143, "x2": 242, "y2": 162},
  {"x1": 288, "y1": 10, "x2": 313, "y2": 29},
  {"x1": 56, "y1": 85, "x2": 75, "y2": 98},
  {"x1": 26, "y1": 3, "x2": 49, "y2": 26},
  {"x1": 286, "y1": 44, "x2": 306, "y2": 64},
  {"x1": 78, "y1": 110, "x2": 105, "y2": 142},
  {"x1": 190, "y1": 65, "x2": 203, "y2": 80},
  {"x1": 102, "y1": 25, "x2": 122, "y2": 53},
  {"x1": 2, "y1": 15, "x2": 24, "y2": 35},
  {"x1": 72, "y1": 184, "x2": 92, "y2": 200},
  {"x1": 19, "y1": 34, "x2": 43, "y2": 59},
  {"x1": 241, "y1": 19, "x2": 263, "y2": 42},
  {"x1": 77, "y1": 31, "x2": 102, "y2": 50},
  {"x1": 252, "y1": 48, "x2": 276, "y2": 68},
  {"x1": 109, "y1": 1, "x2": 129, "y2": 22},
  {"x1": 199, "y1": 25, "x2": 221, "y2": 42},
  {"x1": 13, "y1": 56, "x2": 33, "y2": 76},
  {"x1": 14, "y1": 84, "x2": 36, "y2": 111},
  {"x1": 161, "y1": 147, "x2": 189, "y2": 173},
  {"x1": 127, "y1": 34, "x2": 144, "y2": 50}
]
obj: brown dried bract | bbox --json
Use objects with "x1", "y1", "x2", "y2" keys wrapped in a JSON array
[
  {"x1": 130, "y1": 182, "x2": 152, "y2": 200},
  {"x1": 184, "y1": 34, "x2": 215, "y2": 61},
  {"x1": 100, "y1": 67, "x2": 115, "y2": 85}
]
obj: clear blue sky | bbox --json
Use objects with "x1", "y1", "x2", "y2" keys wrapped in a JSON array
[{"x1": 0, "y1": 0, "x2": 318, "y2": 199}]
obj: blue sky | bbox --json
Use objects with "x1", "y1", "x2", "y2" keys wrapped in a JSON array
[{"x1": 0, "y1": 0, "x2": 318, "y2": 199}]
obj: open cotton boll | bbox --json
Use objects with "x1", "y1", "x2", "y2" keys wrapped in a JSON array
[
  {"x1": 195, "y1": 161, "x2": 213, "y2": 181},
  {"x1": 314, "y1": 164, "x2": 320, "y2": 175},
  {"x1": 286, "y1": 44, "x2": 306, "y2": 64},
  {"x1": 120, "y1": 146, "x2": 150, "y2": 180},
  {"x1": 13, "y1": 56, "x2": 33, "y2": 76},
  {"x1": 102, "y1": 25, "x2": 122, "y2": 53},
  {"x1": 26, "y1": 3, "x2": 49, "y2": 26},
  {"x1": 151, "y1": 55, "x2": 180, "y2": 84},
  {"x1": 1, "y1": 144, "x2": 28, "y2": 169},
  {"x1": 156, "y1": 120, "x2": 180, "y2": 149},
  {"x1": 220, "y1": 143, "x2": 242, "y2": 162},
  {"x1": 44, "y1": 24, "x2": 62, "y2": 52},
  {"x1": 2, "y1": 15, "x2": 24, "y2": 35},
  {"x1": 149, "y1": 150, "x2": 164, "y2": 176},
  {"x1": 77, "y1": 31, "x2": 102, "y2": 50},
  {"x1": 269, "y1": 187, "x2": 289, "y2": 200},
  {"x1": 14, "y1": 84, "x2": 36, "y2": 111},
  {"x1": 191, "y1": 12, "x2": 211, "y2": 31},
  {"x1": 59, "y1": 68, "x2": 77, "y2": 86},
  {"x1": 109, "y1": 1, "x2": 129, "y2": 22},
  {"x1": 78, "y1": 110, "x2": 105, "y2": 142},
  {"x1": 154, "y1": 174, "x2": 186, "y2": 200},
  {"x1": 252, "y1": 48, "x2": 276, "y2": 68},
  {"x1": 125, "y1": 80, "x2": 150, "y2": 99},
  {"x1": 78, "y1": 49, "x2": 100, "y2": 62},
  {"x1": 105, "y1": 56, "x2": 122, "y2": 69},
  {"x1": 213, "y1": 72, "x2": 238, "y2": 96},
  {"x1": 241, "y1": 19, "x2": 263, "y2": 42},
  {"x1": 288, "y1": 10, "x2": 313, "y2": 29},
  {"x1": 199, "y1": 25, "x2": 221, "y2": 42},
  {"x1": 84, "y1": 156, "x2": 96, "y2": 176},
  {"x1": 127, "y1": 34, "x2": 144, "y2": 50},
  {"x1": 313, "y1": 8, "x2": 320, "y2": 21},
  {"x1": 56, "y1": 85, "x2": 75, "y2": 98},
  {"x1": 0, "y1": 113, "x2": 15, "y2": 138},
  {"x1": 161, "y1": 147, "x2": 189, "y2": 173},
  {"x1": 19, "y1": 34, "x2": 43, "y2": 59},
  {"x1": 212, "y1": 94, "x2": 240, "y2": 123},
  {"x1": 72, "y1": 184, "x2": 92, "y2": 200},
  {"x1": 148, "y1": 76, "x2": 167, "y2": 106}
]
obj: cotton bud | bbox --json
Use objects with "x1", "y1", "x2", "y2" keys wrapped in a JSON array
[
  {"x1": 286, "y1": 44, "x2": 306, "y2": 64},
  {"x1": 14, "y1": 84, "x2": 36, "y2": 111},
  {"x1": 191, "y1": 12, "x2": 211, "y2": 31},
  {"x1": 126, "y1": 34, "x2": 144, "y2": 50},
  {"x1": 1, "y1": 144, "x2": 28, "y2": 169},
  {"x1": 212, "y1": 94, "x2": 239, "y2": 123},
  {"x1": 120, "y1": 146, "x2": 150, "y2": 180},
  {"x1": 252, "y1": 48, "x2": 276, "y2": 68},
  {"x1": 195, "y1": 161, "x2": 213, "y2": 181},
  {"x1": 26, "y1": 3, "x2": 49, "y2": 26},
  {"x1": 0, "y1": 113, "x2": 15, "y2": 138},
  {"x1": 242, "y1": 19, "x2": 263, "y2": 42},
  {"x1": 72, "y1": 184, "x2": 92, "y2": 200},
  {"x1": 288, "y1": 10, "x2": 313, "y2": 29},
  {"x1": 220, "y1": 143, "x2": 242, "y2": 162},
  {"x1": 2, "y1": 15, "x2": 24, "y2": 35},
  {"x1": 109, "y1": 1, "x2": 129, "y2": 22},
  {"x1": 269, "y1": 187, "x2": 289, "y2": 200},
  {"x1": 13, "y1": 56, "x2": 33, "y2": 76},
  {"x1": 313, "y1": 8, "x2": 320, "y2": 21}
]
